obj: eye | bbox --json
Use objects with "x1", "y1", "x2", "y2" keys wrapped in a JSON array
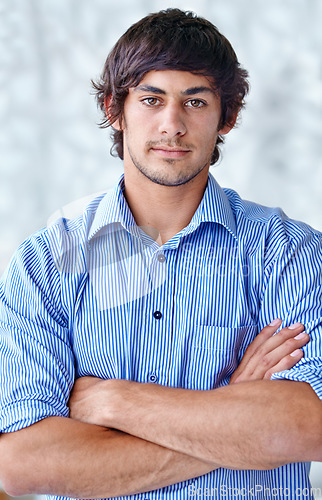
[
  {"x1": 185, "y1": 99, "x2": 206, "y2": 108},
  {"x1": 142, "y1": 97, "x2": 161, "y2": 106}
]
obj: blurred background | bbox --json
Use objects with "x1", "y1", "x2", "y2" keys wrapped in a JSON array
[{"x1": 0, "y1": 0, "x2": 321, "y2": 497}]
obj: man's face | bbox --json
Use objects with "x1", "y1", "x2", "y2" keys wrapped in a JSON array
[{"x1": 118, "y1": 70, "x2": 231, "y2": 187}]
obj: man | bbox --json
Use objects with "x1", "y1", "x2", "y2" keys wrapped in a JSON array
[{"x1": 0, "y1": 8, "x2": 321, "y2": 500}]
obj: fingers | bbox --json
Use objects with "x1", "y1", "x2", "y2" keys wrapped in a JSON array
[
  {"x1": 230, "y1": 319, "x2": 284, "y2": 381},
  {"x1": 262, "y1": 348, "x2": 304, "y2": 380},
  {"x1": 230, "y1": 320, "x2": 309, "y2": 384},
  {"x1": 253, "y1": 324, "x2": 309, "y2": 374},
  {"x1": 236, "y1": 319, "x2": 283, "y2": 367}
]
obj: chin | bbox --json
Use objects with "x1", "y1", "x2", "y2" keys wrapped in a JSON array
[{"x1": 141, "y1": 170, "x2": 198, "y2": 187}]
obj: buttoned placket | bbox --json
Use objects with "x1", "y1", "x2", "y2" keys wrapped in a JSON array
[{"x1": 142, "y1": 245, "x2": 175, "y2": 386}]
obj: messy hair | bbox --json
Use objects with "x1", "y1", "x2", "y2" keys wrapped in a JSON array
[{"x1": 92, "y1": 8, "x2": 249, "y2": 164}]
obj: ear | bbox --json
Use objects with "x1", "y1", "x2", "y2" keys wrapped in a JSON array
[
  {"x1": 103, "y1": 95, "x2": 123, "y2": 130},
  {"x1": 103, "y1": 95, "x2": 112, "y2": 118},
  {"x1": 111, "y1": 117, "x2": 122, "y2": 131},
  {"x1": 218, "y1": 111, "x2": 238, "y2": 136}
]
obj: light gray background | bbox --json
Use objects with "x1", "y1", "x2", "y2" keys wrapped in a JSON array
[{"x1": 0, "y1": 0, "x2": 321, "y2": 496}]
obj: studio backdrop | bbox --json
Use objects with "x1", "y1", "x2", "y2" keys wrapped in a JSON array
[{"x1": 0, "y1": 0, "x2": 321, "y2": 495}]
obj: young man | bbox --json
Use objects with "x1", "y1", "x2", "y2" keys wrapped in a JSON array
[{"x1": 0, "y1": 8, "x2": 321, "y2": 500}]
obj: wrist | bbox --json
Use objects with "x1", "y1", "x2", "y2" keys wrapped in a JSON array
[{"x1": 104, "y1": 379, "x2": 138, "y2": 428}]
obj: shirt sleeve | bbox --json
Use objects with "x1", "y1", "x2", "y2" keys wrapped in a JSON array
[
  {"x1": 261, "y1": 222, "x2": 322, "y2": 400},
  {"x1": 271, "y1": 317, "x2": 322, "y2": 400},
  {"x1": 0, "y1": 232, "x2": 75, "y2": 433}
]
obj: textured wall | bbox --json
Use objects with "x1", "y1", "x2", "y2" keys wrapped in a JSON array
[
  {"x1": 1, "y1": 0, "x2": 322, "y2": 274},
  {"x1": 0, "y1": 0, "x2": 321, "y2": 494}
]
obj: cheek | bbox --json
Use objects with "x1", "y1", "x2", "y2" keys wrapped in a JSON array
[
  {"x1": 192, "y1": 115, "x2": 219, "y2": 142},
  {"x1": 198, "y1": 129, "x2": 219, "y2": 151},
  {"x1": 123, "y1": 125, "x2": 147, "y2": 155}
]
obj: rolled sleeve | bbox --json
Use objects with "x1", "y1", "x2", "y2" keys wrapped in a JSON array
[
  {"x1": 271, "y1": 361, "x2": 322, "y2": 400},
  {"x1": 0, "y1": 233, "x2": 75, "y2": 433},
  {"x1": 271, "y1": 321, "x2": 322, "y2": 400},
  {"x1": 262, "y1": 225, "x2": 322, "y2": 400}
]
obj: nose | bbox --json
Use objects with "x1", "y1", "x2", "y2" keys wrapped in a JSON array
[{"x1": 158, "y1": 103, "x2": 187, "y2": 138}]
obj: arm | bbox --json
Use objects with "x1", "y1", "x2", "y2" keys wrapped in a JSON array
[
  {"x1": 97, "y1": 378, "x2": 322, "y2": 470},
  {"x1": 0, "y1": 320, "x2": 306, "y2": 497},
  {"x1": 0, "y1": 417, "x2": 216, "y2": 498},
  {"x1": 0, "y1": 236, "x2": 215, "y2": 497},
  {"x1": 68, "y1": 323, "x2": 321, "y2": 471}
]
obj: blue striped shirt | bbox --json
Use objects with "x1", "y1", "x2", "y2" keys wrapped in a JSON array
[{"x1": 0, "y1": 173, "x2": 321, "y2": 500}]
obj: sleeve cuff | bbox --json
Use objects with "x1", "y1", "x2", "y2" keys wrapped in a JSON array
[
  {"x1": 271, "y1": 365, "x2": 322, "y2": 401},
  {"x1": 0, "y1": 399, "x2": 69, "y2": 433}
]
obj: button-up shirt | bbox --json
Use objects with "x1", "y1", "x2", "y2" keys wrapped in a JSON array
[{"x1": 1, "y1": 173, "x2": 321, "y2": 499}]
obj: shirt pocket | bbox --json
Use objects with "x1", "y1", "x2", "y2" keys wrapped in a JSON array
[{"x1": 185, "y1": 324, "x2": 257, "y2": 390}]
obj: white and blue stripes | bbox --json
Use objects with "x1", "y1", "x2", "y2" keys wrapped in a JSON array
[{"x1": 1, "y1": 173, "x2": 322, "y2": 500}]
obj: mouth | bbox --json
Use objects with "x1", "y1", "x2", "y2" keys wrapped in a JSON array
[{"x1": 150, "y1": 146, "x2": 191, "y2": 159}]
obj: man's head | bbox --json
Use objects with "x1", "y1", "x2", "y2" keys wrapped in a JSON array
[{"x1": 93, "y1": 8, "x2": 249, "y2": 165}]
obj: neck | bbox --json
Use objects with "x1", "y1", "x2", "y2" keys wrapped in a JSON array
[{"x1": 123, "y1": 167, "x2": 209, "y2": 246}]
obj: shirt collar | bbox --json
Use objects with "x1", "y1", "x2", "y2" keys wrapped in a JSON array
[
  {"x1": 187, "y1": 172, "x2": 237, "y2": 239},
  {"x1": 87, "y1": 174, "x2": 138, "y2": 242},
  {"x1": 87, "y1": 172, "x2": 237, "y2": 243}
]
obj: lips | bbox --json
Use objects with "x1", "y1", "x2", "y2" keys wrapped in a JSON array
[{"x1": 150, "y1": 146, "x2": 191, "y2": 158}]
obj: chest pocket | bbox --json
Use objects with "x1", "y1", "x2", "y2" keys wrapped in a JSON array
[{"x1": 185, "y1": 324, "x2": 257, "y2": 390}]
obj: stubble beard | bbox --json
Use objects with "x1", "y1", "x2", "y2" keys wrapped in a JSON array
[{"x1": 127, "y1": 143, "x2": 212, "y2": 187}]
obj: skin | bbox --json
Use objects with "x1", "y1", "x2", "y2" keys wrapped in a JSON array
[
  {"x1": 121, "y1": 71, "x2": 224, "y2": 188},
  {"x1": 69, "y1": 378, "x2": 322, "y2": 470},
  {"x1": 0, "y1": 70, "x2": 321, "y2": 497},
  {"x1": 0, "y1": 321, "x2": 312, "y2": 497},
  {"x1": 115, "y1": 70, "x2": 234, "y2": 245}
]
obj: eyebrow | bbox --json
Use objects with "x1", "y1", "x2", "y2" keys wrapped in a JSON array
[{"x1": 134, "y1": 85, "x2": 214, "y2": 96}]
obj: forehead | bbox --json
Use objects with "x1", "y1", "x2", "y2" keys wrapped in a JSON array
[{"x1": 132, "y1": 70, "x2": 215, "y2": 95}]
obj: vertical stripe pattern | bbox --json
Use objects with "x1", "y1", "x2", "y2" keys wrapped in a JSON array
[{"x1": 1, "y1": 173, "x2": 321, "y2": 500}]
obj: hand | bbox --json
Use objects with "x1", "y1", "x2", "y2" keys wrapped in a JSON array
[
  {"x1": 69, "y1": 376, "x2": 109, "y2": 425},
  {"x1": 69, "y1": 376, "x2": 130, "y2": 427},
  {"x1": 69, "y1": 321, "x2": 310, "y2": 424},
  {"x1": 229, "y1": 320, "x2": 310, "y2": 384}
]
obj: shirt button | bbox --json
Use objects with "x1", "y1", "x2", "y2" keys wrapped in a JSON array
[
  {"x1": 149, "y1": 373, "x2": 158, "y2": 383},
  {"x1": 157, "y1": 254, "x2": 166, "y2": 262},
  {"x1": 153, "y1": 311, "x2": 162, "y2": 320}
]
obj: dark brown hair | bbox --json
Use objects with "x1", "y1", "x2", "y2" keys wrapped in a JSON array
[{"x1": 92, "y1": 8, "x2": 249, "y2": 164}]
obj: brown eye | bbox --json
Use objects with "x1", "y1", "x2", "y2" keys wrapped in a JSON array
[
  {"x1": 143, "y1": 97, "x2": 160, "y2": 106},
  {"x1": 186, "y1": 99, "x2": 205, "y2": 108}
]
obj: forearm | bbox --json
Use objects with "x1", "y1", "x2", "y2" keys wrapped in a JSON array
[
  {"x1": 0, "y1": 416, "x2": 217, "y2": 498},
  {"x1": 102, "y1": 379, "x2": 322, "y2": 470}
]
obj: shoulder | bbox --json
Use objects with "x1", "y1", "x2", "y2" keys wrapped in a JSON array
[
  {"x1": 223, "y1": 187, "x2": 321, "y2": 237},
  {"x1": 4, "y1": 191, "x2": 109, "y2": 279},
  {"x1": 223, "y1": 187, "x2": 322, "y2": 261}
]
